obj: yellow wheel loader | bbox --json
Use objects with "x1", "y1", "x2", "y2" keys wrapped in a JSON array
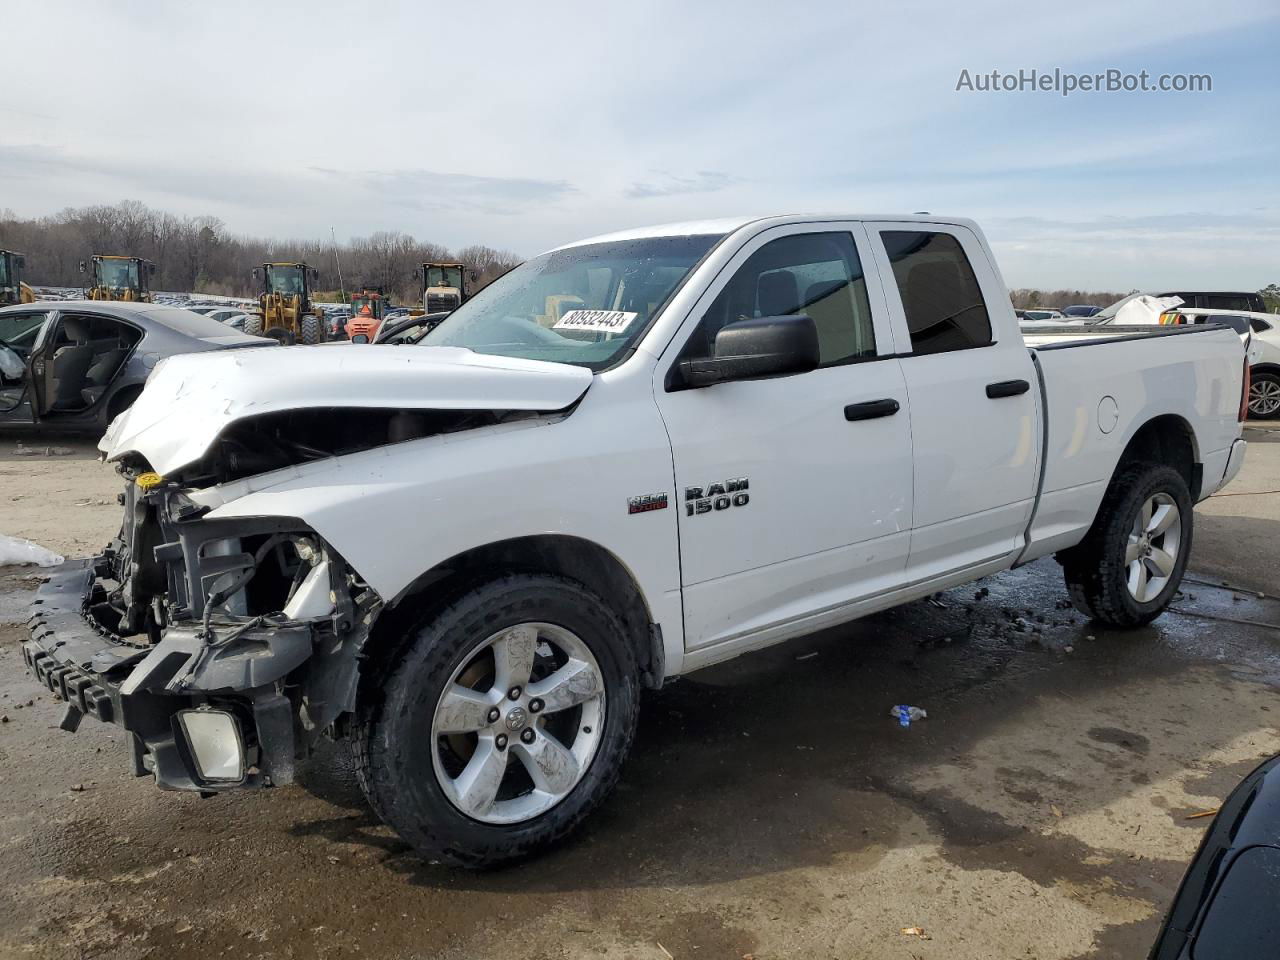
[
  {"x1": 245, "y1": 262, "x2": 326, "y2": 345},
  {"x1": 0, "y1": 250, "x2": 36, "y2": 306},
  {"x1": 419, "y1": 261, "x2": 475, "y2": 315},
  {"x1": 81, "y1": 255, "x2": 156, "y2": 302}
]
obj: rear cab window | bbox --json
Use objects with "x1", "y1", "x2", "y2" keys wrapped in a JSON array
[{"x1": 879, "y1": 230, "x2": 993, "y2": 354}]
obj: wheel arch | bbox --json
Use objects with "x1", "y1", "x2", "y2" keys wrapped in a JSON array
[
  {"x1": 368, "y1": 534, "x2": 664, "y2": 689},
  {"x1": 105, "y1": 380, "x2": 145, "y2": 420},
  {"x1": 1114, "y1": 413, "x2": 1200, "y2": 500}
]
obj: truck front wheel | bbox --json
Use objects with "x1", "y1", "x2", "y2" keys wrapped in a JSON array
[
  {"x1": 353, "y1": 574, "x2": 640, "y2": 867},
  {"x1": 1060, "y1": 462, "x2": 1192, "y2": 627}
]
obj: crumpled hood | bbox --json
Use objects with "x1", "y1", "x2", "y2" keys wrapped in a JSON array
[{"x1": 100, "y1": 344, "x2": 594, "y2": 476}]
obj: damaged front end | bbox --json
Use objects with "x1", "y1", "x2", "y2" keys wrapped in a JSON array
[{"x1": 24, "y1": 461, "x2": 380, "y2": 792}]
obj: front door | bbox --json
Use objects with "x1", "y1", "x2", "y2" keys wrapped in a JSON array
[
  {"x1": 0, "y1": 310, "x2": 50, "y2": 423},
  {"x1": 867, "y1": 223, "x2": 1040, "y2": 579},
  {"x1": 654, "y1": 224, "x2": 913, "y2": 652}
]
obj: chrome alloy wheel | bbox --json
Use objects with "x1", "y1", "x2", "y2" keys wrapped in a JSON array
[
  {"x1": 1125, "y1": 493, "x2": 1181, "y2": 603},
  {"x1": 1249, "y1": 378, "x2": 1280, "y2": 417},
  {"x1": 431, "y1": 622, "x2": 606, "y2": 824}
]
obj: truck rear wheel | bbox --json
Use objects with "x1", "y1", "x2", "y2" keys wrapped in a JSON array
[
  {"x1": 1060, "y1": 462, "x2": 1192, "y2": 627},
  {"x1": 353, "y1": 574, "x2": 640, "y2": 867}
]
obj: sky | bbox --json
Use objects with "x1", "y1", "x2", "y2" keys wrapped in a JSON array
[{"x1": 3, "y1": 0, "x2": 1279, "y2": 289}]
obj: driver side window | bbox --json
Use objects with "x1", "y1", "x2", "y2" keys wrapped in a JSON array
[
  {"x1": 0, "y1": 312, "x2": 47, "y2": 356},
  {"x1": 682, "y1": 232, "x2": 876, "y2": 365}
]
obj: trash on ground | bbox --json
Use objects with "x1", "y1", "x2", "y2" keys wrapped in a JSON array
[
  {"x1": 1050, "y1": 804, "x2": 1064, "y2": 818},
  {"x1": 891, "y1": 705, "x2": 927, "y2": 727},
  {"x1": 900, "y1": 926, "x2": 931, "y2": 940},
  {"x1": 1185, "y1": 808, "x2": 1221, "y2": 820},
  {"x1": 0, "y1": 534, "x2": 64, "y2": 567},
  {"x1": 12, "y1": 445, "x2": 75, "y2": 457}
]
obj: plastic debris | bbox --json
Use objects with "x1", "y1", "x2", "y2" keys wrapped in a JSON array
[
  {"x1": 891, "y1": 705, "x2": 927, "y2": 728},
  {"x1": 0, "y1": 534, "x2": 64, "y2": 567},
  {"x1": 900, "y1": 926, "x2": 931, "y2": 940}
]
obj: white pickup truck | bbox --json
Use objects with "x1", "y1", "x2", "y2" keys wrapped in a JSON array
[{"x1": 22, "y1": 214, "x2": 1249, "y2": 866}]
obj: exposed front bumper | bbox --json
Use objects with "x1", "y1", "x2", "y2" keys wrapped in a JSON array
[{"x1": 22, "y1": 557, "x2": 308, "y2": 792}]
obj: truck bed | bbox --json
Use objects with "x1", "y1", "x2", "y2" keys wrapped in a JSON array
[{"x1": 1020, "y1": 321, "x2": 1247, "y2": 561}]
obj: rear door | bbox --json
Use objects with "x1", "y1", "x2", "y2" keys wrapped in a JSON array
[
  {"x1": 0, "y1": 310, "x2": 51, "y2": 423},
  {"x1": 654, "y1": 223, "x2": 913, "y2": 651},
  {"x1": 867, "y1": 223, "x2": 1040, "y2": 579}
]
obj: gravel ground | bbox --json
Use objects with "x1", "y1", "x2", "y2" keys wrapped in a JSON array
[{"x1": 1, "y1": 426, "x2": 1278, "y2": 960}]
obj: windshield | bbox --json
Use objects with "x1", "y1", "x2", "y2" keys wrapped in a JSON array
[
  {"x1": 267, "y1": 265, "x2": 305, "y2": 295},
  {"x1": 426, "y1": 265, "x2": 463, "y2": 289},
  {"x1": 98, "y1": 259, "x2": 139, "y2": 289},
  {"x1": 422, "y1": 234, "x2": 722, "y2": 370}
]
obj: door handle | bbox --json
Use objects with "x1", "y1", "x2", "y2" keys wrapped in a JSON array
[
  {"x1": 986, "y1": 379, "x2": 1030, "y2": 399},
  {"x1": 844, "y1": 398, "x2": 900, "y2": 421}
]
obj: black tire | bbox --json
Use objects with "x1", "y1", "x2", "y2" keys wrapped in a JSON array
[
  {"x1": 265, "y1": 326, "x2": 296, "y2": 346},
  {"x1": 300, "y1": 315, "x2": 322, "y2": 345},
  {"x1": 1248, "y1": 370, "x2": 1280, "y2": 420},
  {"x1": 243, "y1": 314, "x2": 264, "y2": 337},
  {"x1": 352, "y1": 574, "x2": 640, "y2": 868},
  {"x1": 1060, "y1": 461, "x2": 1192, "y2": 627}
]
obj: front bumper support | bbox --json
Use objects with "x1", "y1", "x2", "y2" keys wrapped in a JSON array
[{"x1": 22, "y1": 558, "x2": 312, "y2": 792}]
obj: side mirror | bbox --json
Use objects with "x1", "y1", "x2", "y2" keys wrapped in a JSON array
[
  {"x1": 149, "y1": 262, "x2": 157, "y2": 276},
  {"x1": 14, "y1": 255, "x2": 24, "y2": 269},
  {"x1": 311, "y1": 268, "x2": 319, "y2": 281},
  {"x1": 79, "y1": 261, "x2": 87, "y2": 274},
  {"x1": 679, "y1": 315, "x2": 819, "y2": 388},
  {"x1": 251, "y1": 268, "x2": 260, "y2": 281}
]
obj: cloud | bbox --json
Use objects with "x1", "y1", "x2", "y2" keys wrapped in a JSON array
[
  {"x1": 309, "y1": 167, "x2": 576, "y2": 215},
  {"x1": 626, "y1": 171, "x2": 736, "y2": 200}
]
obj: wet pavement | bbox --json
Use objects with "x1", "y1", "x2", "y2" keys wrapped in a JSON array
[{"x1": 1, "y1": 430, "x2": 1278, "y2": 959}]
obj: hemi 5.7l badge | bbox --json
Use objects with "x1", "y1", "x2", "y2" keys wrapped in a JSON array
[
  {"x1": 627, "y1": 493, "x2": 669, "y2": 515},
  {"x1": 685, "y1": 478, "x2": 749, "y2": 516}
]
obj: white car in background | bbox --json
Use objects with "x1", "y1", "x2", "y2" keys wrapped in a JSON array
[
  {"x1": 1173, "y1": 308, "x2": 1280, "y2": 419},
  {"x1": 1021, "y1": 308, "x2": 1066, "y2": 322}
]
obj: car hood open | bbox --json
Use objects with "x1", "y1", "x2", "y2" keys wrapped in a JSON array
[{"x1": 100, "y1": 344, "x2": 594, "y2": 476}]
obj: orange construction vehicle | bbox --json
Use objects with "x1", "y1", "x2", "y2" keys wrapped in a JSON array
[{"x1": 345, "y1": 286, "x2": 388, "y2": 343}]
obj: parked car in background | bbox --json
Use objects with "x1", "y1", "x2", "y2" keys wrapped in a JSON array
[
  {"x1": 1158, "y1": 290, "x2": 1268, "y2": 314},
  {"x1": 20, "y1": 213, "x2": 1248, "y2": 868},
  {"x1": 372, "y1": 311, "x2": 450, "y2": 344},
  {"x1": 0, "y1": 301, "x2": 272, "y2": 432},
  {"x1": 1062, "y1": 304, "x2": 1102, "y2": 318},
  {"x1": 1167, "y1": 308, "x2": 1280, "y2": 419},
  {"x1": 1022, "y1": 308, "x2": 1066, "y2": 322}
]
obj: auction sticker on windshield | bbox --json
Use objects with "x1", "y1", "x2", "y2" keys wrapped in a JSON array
[{"x1": 553, "y1": 310, "x2": 638, "y2": 333}]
